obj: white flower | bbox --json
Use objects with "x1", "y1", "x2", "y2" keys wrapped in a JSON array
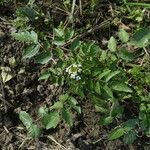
[
  {"x1": 65, "y1": 64, "x2": 82, "y2": 80},
  {"x1": 66, "y1": 66, "x2": 71, "y2": 73},
  {"x1": 76, "y1": 76, "x2": 81, "y2": 81},
  {"x1": 78, "y1": 68, "x2": 82, "y2": 73},
  {"x1": 70, "y1": 74, "x2": 76, "y2": 79},
  {"x1": 72, "y1": 64, "x2": 77, "y2": 68},
  {"x1": 78, "y1": 64, "x2": 82, "y2": 67}
]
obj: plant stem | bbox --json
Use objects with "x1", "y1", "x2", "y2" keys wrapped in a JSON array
[{"x1": 125, "y1": 2, "x2": 150, "y2": 8}]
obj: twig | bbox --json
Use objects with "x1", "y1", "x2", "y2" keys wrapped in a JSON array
[
  {"x1": 79, "y1": 0, "x2": 82, "y2": 15},
  {"x1": 62, "y1": 18, "x2": 111, "y2": 47},
  {"x1": 92, "y1": 135, "x2": 107, "y2": 144},
  {"x1": 19, "y1": 137, "x2": 32, "y2": 150},
  {"x1": 76, "y1": 19, "x2": 111, "y2": 39},
  {"x1": 71, "y1": 0, "x2": 76, "y2": 17},
  {"x1": 0, "y1": 96, "x2": 13, "y2": 108},
  {"x1": 143, "y1": 47, "x2": 149, "y2": 56},
  {"x1": 47, "y1": 135, "x2": 67, "y2": 150}
]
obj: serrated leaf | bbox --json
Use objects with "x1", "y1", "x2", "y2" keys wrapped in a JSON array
[
  {"x1": 50, "y1": 101, "x2": 63, "y2": 110},
  {"x1": 105, "y1": 71, "x2": 120, "y2": 82},
  {"x1": 43, "y1": 111, "x2": 60, "y2": 129},
  {"x1": 108, "y1": 36, "x2": 117, "y2": 52},
  {"x1": 62, "y1": 108, "x2": 73, "y2": 126},
  {"x1": 35, "y1": 51, "x2": 52, "y2": 64},
  {"x1": 28, "y1": 124, "x2": 41, "y2": 139},
  {"x1": 123, "y1": 130, "x2": 137, "y2": 144},
  {"x1": 100, "y1": 116, "x2": 113, "y2": 125},
  {"x1": 130, "y1": 28, "x2": 150, "y2": 48},
  {"x1": 118, "y1": 48, "x2": 134, "y2": 61},
  {"x1": 12, "y1": 30, "x2": 38, "y2": 43},
  {"x1": 23, "y1": 44, "x2": 40, "y2": 58},
  {"x1": 111, "y1": 82, "x2": 132, "y2": 93},
  {"x1": 118, "y1": 29, "x2": 129, "y2": 43},
  {"x1": 19, "y1": 111, "x2": 33, "y2": 129},
  {"x1": 108, "y1": 127, "x2": 125, "y2": 140},
  {"x1": 38, "y1": 105, "x2": 48, "y2": 118}
]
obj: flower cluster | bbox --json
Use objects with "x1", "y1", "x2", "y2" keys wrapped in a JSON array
[{"x1": 66, "y1": 64, "x2": 82, "y2": 80}]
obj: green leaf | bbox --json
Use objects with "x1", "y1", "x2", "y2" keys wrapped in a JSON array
[
  {"x1": 123, "y1": 119, "x2": 139, "y2": 132},
  {"x1": 108, "y1": 36, "x2": 117, "y2": 52},
  {"x1": 68, "y1": 97, "x2": 78, "y2": 106},
  {"x1": 100, "y1": 116, "x2": 113, "y2": 125},
  {"x1": 108, "y1": 127, "x2": 125, "y2": 140},
  {"x1": 118, "y1": 29, "x2": 129, "y2": 43},
  {"x1": 65, "y1": 29, "x2": 74, "y2": 40},
  {"x1": 53, "y1": 37, "x2": 66, "y2": 46},
  {"x1": 99, "y1": 69, "x2": 111, "y2": 80},
  {"x1": 54, "y1": 28, "x2": 64, "y2": 37},
  {"x1": 110, "y1": 101, "x2": 124, "y2": 117},
  {"x1": 38, "y1": 105, "x2": 48, "y2": 118},
  {"x1": 72, "y1": 106, "x2": 81, "y2": 114},
  {"x1": 59, "y1": 94, "x2": 69, "y2": 102},
  {"x1": 71, "y1": 40, "x2": 81, "y2": 50},
  {"x1": 19, "y1": 111, "x2": 33, "y2": 129},
  {"x1": 62, "y1": 108, "x2": 73, "y2": 126},
  {"x1": 95, "y1": 82, "x2": 101, "y2": 94},
  {"x1": 55, "y1": 48, "x2": 64, "y2": 58},
  {"x1": 50, "y1": 101, "x2": 63, "y2": 110},
  {"x1": 38, "y1": 71, "x2": 51, "y2": 80},
  {"x1": 43, "y1": 111, "x2": 60, "y2": 129},
  {"x1": 130, "y1": 28, "x2": 150, "y2": 48},
  {"x1": 35, "y1": 51, "x2": 52, "y2": 64},
  {"x1": 12, "y1": 30, "x2": 38, "y2": 43},
  {"x1": 91, "y1": 0, "x2": 97, "y2": 10},
  {"x1": 118, "y1": 48, "x2": 134, "y2": 61},
  {"x1": 111, "y1": 82, "x2": 133, "y2": 93},
  {"x1": 95, "y1": 105, "x2": 108, "y2": 113},
  {"x1": 123, "y1": 130, "x2": 137, "y2": 144},
  {"x1": 23, "y1": 44, "x2": 40, "y2": 58},
  {"x1": 103, "y1": 84, "x2": 114, "y2": 98},
  {"x1": 105, "y1": 71, "x2": 120, "y2": 82},
  {"x1": 100, "y1": 51, "x2": 107, "y2": 61},
  {"x1": 17, "y1": 7, "x2": 37, "y2": 21},
  {"x1": 28, "y1": 124, "x2": 41, "y2": 139}
]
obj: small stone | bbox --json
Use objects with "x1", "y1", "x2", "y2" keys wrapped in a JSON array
[{"x1": 37, "y1": 85, "x2": 44, "y2": 93}]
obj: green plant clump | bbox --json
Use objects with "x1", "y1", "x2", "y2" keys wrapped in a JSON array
[{"x1": 10, "y1": 0, "x2": 150, "y2": 145}]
